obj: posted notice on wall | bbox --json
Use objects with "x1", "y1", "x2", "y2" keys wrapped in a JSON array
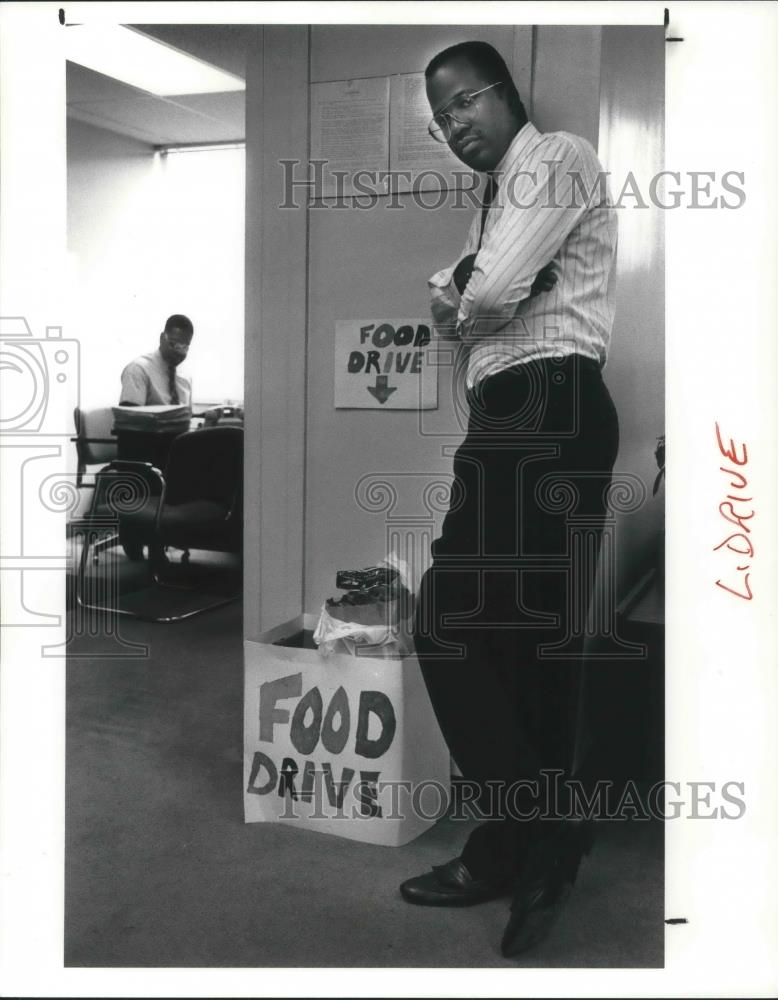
[
  {"x1": 310, "y1": 77, "x2": 390, "y2": 197},
  {"x1": 389, "y1": 72, "x2": 467, "y2": 192},
  {"x1": 334, "y1": 318, "x2": 438, "y2": 410}
]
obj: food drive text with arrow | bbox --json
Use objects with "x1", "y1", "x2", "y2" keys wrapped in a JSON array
[
  {"x1": 347, "y1": 322, "x2": 431, "y2": 377},
  {"x1": 336, "y1": 318, "x2": 437, "y2": 409}
]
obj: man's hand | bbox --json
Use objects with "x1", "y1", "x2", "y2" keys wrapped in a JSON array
[{"x1": 529, "y1": 262, "x2": 558, "y2": 298}]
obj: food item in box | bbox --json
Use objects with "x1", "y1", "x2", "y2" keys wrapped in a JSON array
[
  {"x1": 314, "y1": 556, "x2": 416, "y2": 656},
  {"x1": 326, "y1": 568, "x2": 413, "y2": 627},
  {"x1": 335, "y1": 566, "x2": 399, "y2": 591}
]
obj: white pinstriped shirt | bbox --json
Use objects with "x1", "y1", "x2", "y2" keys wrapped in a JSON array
[{"x1": 428, "y1": 121, "x2": 618, "y2": 389}]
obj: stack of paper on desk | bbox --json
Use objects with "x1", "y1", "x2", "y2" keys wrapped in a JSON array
[{"x1": 111, "y1": 405, "x2": 191, "y2": 433}]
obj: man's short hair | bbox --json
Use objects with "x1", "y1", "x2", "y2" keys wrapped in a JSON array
[
  {"x1": 425, "y1": 40, "x2": 526, "y2": 121},
  {"x1": 164, "y1": 314, "x2": 194, "y2": 339}
]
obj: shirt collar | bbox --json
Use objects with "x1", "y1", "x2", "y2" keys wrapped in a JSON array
[
  {"x1": 493, "y1": 120, "x2": 543, "y2": 181},
  {"x1": 153, "y1": 347, "x2": 175, "y2": 371}
]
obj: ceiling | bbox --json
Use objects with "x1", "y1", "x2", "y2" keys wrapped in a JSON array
[{"x1": 66, "y1": 24, "x2": 253, "y2": 146}]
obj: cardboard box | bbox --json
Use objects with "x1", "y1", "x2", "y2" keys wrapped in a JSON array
[{"x1": 244, "y1": 614, "x2": 450, "y2": 846}]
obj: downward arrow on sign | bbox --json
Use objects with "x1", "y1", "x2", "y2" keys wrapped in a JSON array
[{"x1": 367, "y1": 375, "x2": 397, "y2": 404}]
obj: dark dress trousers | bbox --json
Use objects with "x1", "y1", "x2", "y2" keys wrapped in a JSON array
[{"x1": 413, "y1": 353, "x2": 619, "y2": 886}]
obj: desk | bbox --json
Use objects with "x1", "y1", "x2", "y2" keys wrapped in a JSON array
[
  {"x1": 193, "y1": 404, "x2": 244, "y2": 426},
  {"x1": 113, "y1": 419, "x2": 200, "y2": 471},
  {"x1": 112, "y1": 405, "x2": 243, "y2": 471}
]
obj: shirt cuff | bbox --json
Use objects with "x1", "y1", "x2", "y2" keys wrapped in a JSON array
[{"x1": 428, "y1": 267, "x2": 461, "y2": 338}]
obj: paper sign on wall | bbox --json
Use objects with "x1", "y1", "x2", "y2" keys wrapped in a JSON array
[
  {"x1": 310, "y1": 77, "x2": 390, "y2": 197},
  {"x1": 334, "y1": 318, "x2": 438, "y2": 410}
]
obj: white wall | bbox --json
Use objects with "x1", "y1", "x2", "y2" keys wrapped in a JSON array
[
  {"x1": 67, "y1": 120, "x2": 244, "y2": 411},
  {"x1": 532, "y1": 25, "x2": 602, "y2": 148},
  {"x1": 243, "y1": 25, "x2": 309, "y2": 637},
  {"x1": 152, "y1": 146, "x2": 245, "y2": 405},
  {"x1": 598, "y1": 26, "x2": 665, "y2": 593},
  {"x1": 67, "y1": 120, "x2": 163, "y2": 408}
]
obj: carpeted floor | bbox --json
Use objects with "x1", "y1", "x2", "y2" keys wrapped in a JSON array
[{"x1": 65, "y1": 555, "x2": 664, "y2": 969}]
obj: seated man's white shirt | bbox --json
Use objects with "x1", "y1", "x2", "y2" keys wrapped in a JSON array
[
  {"x1": 120, "y1": 349, "x2": 192, "y2": 407},
  {"x1": 428, "y1": 121, "x2": 618, "y2": 389}
]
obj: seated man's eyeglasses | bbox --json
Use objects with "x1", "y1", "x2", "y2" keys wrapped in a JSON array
[
  {"x1": 427, "y1": 82, "x2": 501, "y2": 142},
  {"x1": 162, "y1": 330, "x2": 191, "y2": 357}
]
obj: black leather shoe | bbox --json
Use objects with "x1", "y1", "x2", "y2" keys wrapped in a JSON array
[
  {"x1": 501, "y1": 870, "x2": 572, "y2": 957},
  {"x1": 501, "y1": 819, "x2": 595, "y2": 957},
  {"x1": 400, "y1": 857, "x2": 509, "y2": 907}
]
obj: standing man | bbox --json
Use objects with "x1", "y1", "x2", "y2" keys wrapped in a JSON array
[
  {"x1": 119, "y1": 314, "x2": 194, "y2": 408},
  {"x1": 402, "y1": 42, "x2": 620, "y2": 957}
]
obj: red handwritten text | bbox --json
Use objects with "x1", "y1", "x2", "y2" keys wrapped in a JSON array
[{"x1": 713, "y1": 423, "x2": 753, "y2": 600}]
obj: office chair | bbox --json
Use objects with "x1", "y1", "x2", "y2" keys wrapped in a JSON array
[
  {"x1": 156, "y1": 424, "x2": 243, "y2": 567},
  {"x1": 73, "y1": 460, "x2": 166, "y2": 618},
  {"x1": 138, "y1": 425, "x2": 243, "y2": 620},
  {"x1": 72, "y1": 406, "x2": 118, "y2": 486},
  {"x1": 74, "y1": 428, "x2": 242, "y2": 622},
  {"x1": 71, "y1": 407, "x2": 152, "y2": 558}
]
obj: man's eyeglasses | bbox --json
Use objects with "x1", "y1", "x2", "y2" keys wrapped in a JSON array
[
  {"x1": 162, "y1": 331, "x2": 190, "y2": 351},
  {"x1": 428, "y1": 82, "x2": 501, "y2": 143}
]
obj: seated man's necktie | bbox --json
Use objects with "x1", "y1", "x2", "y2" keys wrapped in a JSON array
[
  {"x1": 478, "y1": 173, "x2": 498, "y2": 250},
  {"x1": 167, "y1": 365, "x2": 180, "y2": 405}
]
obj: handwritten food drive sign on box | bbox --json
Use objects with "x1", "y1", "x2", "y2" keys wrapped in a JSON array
[
  {"x1": 243, "y1": 629, "x2": 450, "y2": 846},
  {"x1": 335, "y1": 318, "x2": 438, "y2": 409}
]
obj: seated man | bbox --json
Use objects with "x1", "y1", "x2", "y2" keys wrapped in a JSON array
[{"x1": 119, "y1": 314, "x2": 194, "y2": 408}]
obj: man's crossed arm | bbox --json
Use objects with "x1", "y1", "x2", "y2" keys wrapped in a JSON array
[{"x1": 452, "y1": 253, "x2": 557, "y2": 298}]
